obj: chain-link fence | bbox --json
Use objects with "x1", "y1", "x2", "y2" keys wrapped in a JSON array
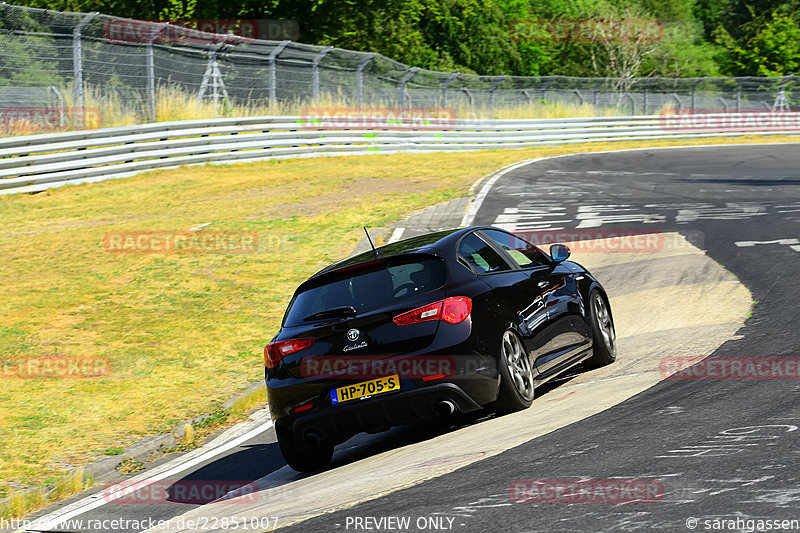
[{"x1": 1, "y1": 2, "x2": 798, "y2": 125}]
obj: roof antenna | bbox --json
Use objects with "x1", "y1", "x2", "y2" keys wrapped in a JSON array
[{"x1": 363, "y1": 226, "x2": 379, "y2": 259}]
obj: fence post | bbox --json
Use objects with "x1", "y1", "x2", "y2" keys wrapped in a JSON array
[
  {"x1": 489, "y1": 76, "x2": 506, "y2": 115},
  {"x1": 146, "y1": 43, "x2": 155, "y2": 121},
  {"x1": 48, "y1": 86, "x2": 66, "y2": 127},
  {"x1": 522, "y1": 89, "x2": 533, "y2": 104},
  {"x1": 541, "y1": 77, "x2": 554, "y2": 103},
  {"x1": 773, "y1": 76, "x2": 790, "y2": 111},
  {"x1": 736, "y1": 79, "x2": 743, "y2": 112},
  {"x1": 593, "y1": 79, "x2": 604, "y2": 107},
  {"x1": 311, "y1": 46, "x2": 333, "y2": 104},
  {"x1": 642, "y1": 78, "x2": 654, "y2": 114},
  {"x1": 691, "y1": 77, "x2": 705, "y2": 111},
  {"x1": 460, "y1": 88, "x2": 474, "y2": 117},
  {"x1": 441, "y1": 72, "x2": 459, "y2": 108},
  {"x1": 399, "y1": 67, "x2": 419, "y2": 108},
  {"x1": 356, "y1": 53, "x2": 375, "y2": 109},
  {"x1": 268, "y1": 40, "x2": 290, "y2": 108},
  {"x1": 624, "y1": 92, "x2": 635, "y2": 115},
  {"x1": 197, "y1": 43, "x2": 230, "y2": 107},
  {"x1": 146, "y1": 24, "x2": 163, "y2": 122},
  {"x1": 72, "y1": 12, "x2": 98, "y2": 110}
]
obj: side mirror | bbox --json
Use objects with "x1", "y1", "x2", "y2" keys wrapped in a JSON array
[{"x1": 550, "y1": 244, "x2": 570, "y2": 263}]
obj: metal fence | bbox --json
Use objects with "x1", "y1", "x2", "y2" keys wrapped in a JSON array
[
  {"x1": 2, "y1": 114, "x2": 800, "y2": 195},
  {"x1": 1, "y1": 2, "x2": 799, "y2": 122}
]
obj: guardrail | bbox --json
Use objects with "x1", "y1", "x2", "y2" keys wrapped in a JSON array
[{"x1": 2, "y1": 114, "x2": 799, "y2": 195}]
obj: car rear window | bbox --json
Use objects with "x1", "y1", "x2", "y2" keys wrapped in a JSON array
[{"x1": 283, "y1": 257, "x2": 446, "y2": 326}]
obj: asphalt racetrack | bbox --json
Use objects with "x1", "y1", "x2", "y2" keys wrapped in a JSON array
[
  {"x1": 282, "y1": 144, "x2": 800, "y2": 532},
  {"x1": 21, "y1": 143, "x2": 800, "y2": 533}
]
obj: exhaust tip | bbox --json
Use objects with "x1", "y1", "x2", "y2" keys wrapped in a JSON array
[
  {"x1": 434, "y1": 399, "x2": 456, "y2": 416},
  {"x1": 304, "y1": 429, "x2": 323, "y2": 447}
]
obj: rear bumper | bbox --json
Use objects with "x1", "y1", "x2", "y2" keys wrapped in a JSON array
[{"x1": 277, "y1": 382, "x2": 483, "y2": 447}]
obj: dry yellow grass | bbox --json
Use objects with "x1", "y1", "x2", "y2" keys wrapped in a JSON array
[
  {"x1": 0, "y1": 134, "x2": 798, "y2": 517},
  {"x1": 0, "y1": 84, "x2": 628, "y2": 136}
]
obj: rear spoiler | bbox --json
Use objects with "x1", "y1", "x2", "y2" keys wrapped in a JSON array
[{"x1": 296, "y1": 252, "x2": 443, "y2": 294}]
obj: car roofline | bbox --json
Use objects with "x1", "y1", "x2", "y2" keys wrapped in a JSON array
[{"x1": 308, "y1": 227, "x2": 475, "y2": 280}]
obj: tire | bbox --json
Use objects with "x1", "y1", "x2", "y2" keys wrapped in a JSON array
[
  {"x1": 276, "y1": 427, "x2": 334, "y2": 472},
  {"x1": 584, "y1": 289, "x2": 617, "y2": 369},
  {"x1": 491, "y1": 329, "x2": 536, "y2": 413}
]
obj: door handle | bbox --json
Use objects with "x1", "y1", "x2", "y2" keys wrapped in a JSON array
[{"x1": 538, "y1": 281, "x2": 550, "y2": 289}]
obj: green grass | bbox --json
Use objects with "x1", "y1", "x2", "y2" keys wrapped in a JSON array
[
  {"x1": 0, "y1": 134, "x2": 797, "y2": 516},
  {"x1": 102, "y1": 447, "x2": 124, "y2": 456}
]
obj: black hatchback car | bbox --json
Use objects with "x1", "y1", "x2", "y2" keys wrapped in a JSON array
[{"x1": 265, "y1": 226, "x2": 616, "y2": 471}]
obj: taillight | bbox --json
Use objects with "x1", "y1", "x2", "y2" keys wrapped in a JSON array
[
  {"x1": 393, "y1": 296, "x2": 472, "y2": 326},
  {"x1": 441, "y1": 296, "x2": 472, "y2": 324},
  {"x1": 393, "y1": 301, "x2": 443, "y2": 326},
  {"x1": 264, "y1": 338, "x2": 314, "y2": 368}
]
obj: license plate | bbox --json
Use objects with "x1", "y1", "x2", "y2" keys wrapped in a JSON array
[{"x1": 331, "y1": 375, "x2": 400, "y2": 405}]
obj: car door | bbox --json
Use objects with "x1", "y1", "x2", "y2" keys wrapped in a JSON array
[
  {"x1": 479, "y1": 229, "x2": 590, "y2": 377},
  {"x1": 457, "y1": 231, "x2": 555, "y2": 375}
]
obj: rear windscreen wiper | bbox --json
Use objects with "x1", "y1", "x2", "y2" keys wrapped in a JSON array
[{"x1": 302, "y1": 306, "x2": 357, "y2": 321}]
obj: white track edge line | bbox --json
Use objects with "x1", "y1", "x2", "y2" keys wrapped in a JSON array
[{"x1": 24, "y1": 419, "x2": 274, "y2": 532}]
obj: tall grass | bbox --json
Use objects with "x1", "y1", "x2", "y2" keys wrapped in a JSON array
[
  {"x1": 0, "y1": 84, "x2": 633, "y2": 137},
  {"x1": 0, "y1": 468, "x2": 90, "y2": 521}
]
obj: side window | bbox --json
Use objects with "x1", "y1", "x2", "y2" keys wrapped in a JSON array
[
  {"x1": 481, "y1": 229, "x2": 551, "y2": 268},
  {"x1": 457, "y1": 233, "x2": 512, "y2": 274}
]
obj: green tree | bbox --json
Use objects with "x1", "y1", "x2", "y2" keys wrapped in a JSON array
[
  {"x1": 0, "y1": 6, "x2": 64, "y2": 86},
  {"x1": 7, "y1": 0, "x2": 798, "y2": 78},
  {"x1": 724, "y1": 8, "x2": 800, "y2": 75}
]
